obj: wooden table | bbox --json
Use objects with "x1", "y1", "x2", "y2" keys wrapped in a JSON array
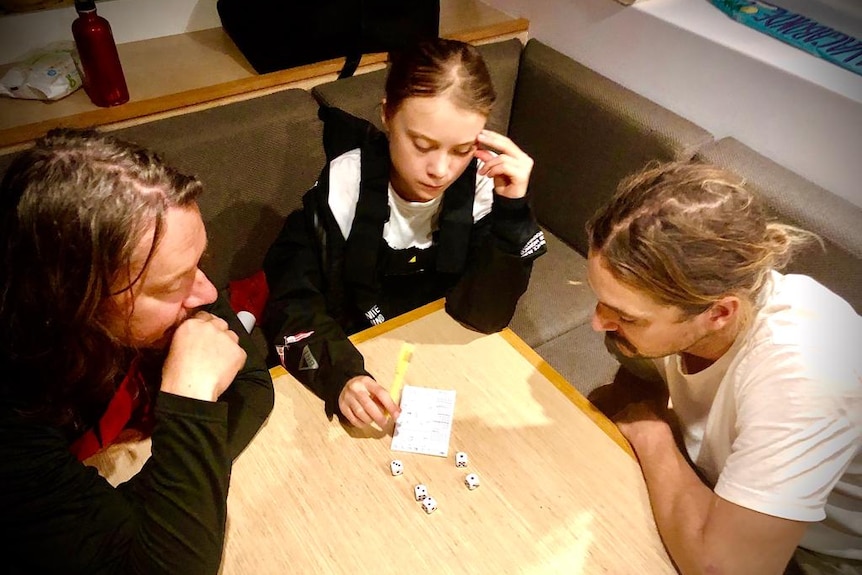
[
  {"x1": 87, "y1": 299, "x2": 675, "y2": 573},
  {"x1": 216, "y1": 300, "x2": 675, "y2": 574}
]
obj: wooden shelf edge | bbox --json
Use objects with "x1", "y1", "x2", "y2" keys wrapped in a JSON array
[
  {"x1": 445, "y1": 17, "x2": 529, "y2": 44},
  {"x1": 0, "y1": 53, "x2": 386, "y2": 152},
  {"x1": 0, "y1": 17, "x2": 529, "y2": 152}
]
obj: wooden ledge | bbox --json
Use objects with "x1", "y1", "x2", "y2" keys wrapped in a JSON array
[{"x1": 0, "y1": 17, "x2": 528, "y2": 152}]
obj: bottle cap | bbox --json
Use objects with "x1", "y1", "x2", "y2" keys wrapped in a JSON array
[{"x1": 75, "y1": 0, "x2": 97, "y2": 12}]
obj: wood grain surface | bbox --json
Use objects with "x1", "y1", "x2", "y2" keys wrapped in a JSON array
[
  {"x1": 218, "y1": 301, "x2": 675, "y2": 574},
  {"x1": 85, "y1": 300, "x2": 675, "y2": 573}
]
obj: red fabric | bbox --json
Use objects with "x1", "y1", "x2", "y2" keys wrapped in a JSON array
[
  {"x1": 69, "y1": 358, "x2": 148, "y2": 461},
  {"x1": 228, "y1": 269, "x2": 270, "y2": 325}
]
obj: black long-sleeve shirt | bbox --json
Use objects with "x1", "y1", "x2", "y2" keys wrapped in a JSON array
[
  {"x1": 262, "y1": 108, "x2": 546, "y2": 417},
  {"x1": 0, "y1": 294, "x2": 275, "y2": 575}
]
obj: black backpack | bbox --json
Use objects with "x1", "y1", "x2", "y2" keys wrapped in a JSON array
[{"x1": 216, "y1": 0, "x2": 440, "y2": 77}]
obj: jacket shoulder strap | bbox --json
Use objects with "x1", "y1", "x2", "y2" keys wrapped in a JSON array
[
  {"x1": 343, "y1": 135, "x2": 390, "y2": 312},
  {"x1": 436, "y1": 160, "x2": 478, "y2": 274}
]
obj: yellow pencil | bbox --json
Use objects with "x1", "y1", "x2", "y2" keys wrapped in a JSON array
[{"x1": 389, "y1": 342, "x2": 414, "y2": 404}]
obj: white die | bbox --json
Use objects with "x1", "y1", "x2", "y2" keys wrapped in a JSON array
[
  {"x1": 464, "y1": 473, "x2": 480, "y2": 490},
  {"x1": 414, "y1": 484, "x2": 428, "y2": 501},
  {"x1": 455, "y1": 451, "x2": 468, "y2": 468},
  {"x1": 421, "y1": 496, "x2": 438, "y2": 514},
  {"x1": 389, "y1": 459, "x2": 403, "y2": 476}
]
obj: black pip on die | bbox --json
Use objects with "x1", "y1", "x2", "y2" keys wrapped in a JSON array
[
  {"x1": 414, "y1": 484, "x2": 428, "y2": 501},
  {"x1": 465, "y1": 473, "x2": 480, "y2": 490},
  {"x1": 421, "y1": 496, "x2": 438, "y2": 514}
]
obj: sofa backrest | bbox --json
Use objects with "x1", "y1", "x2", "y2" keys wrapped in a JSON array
[
  {"x1": 696, "y1": 137, "x2": 862, "y2": 313},
  {"x1": 0, "y1": 38, "x2": 524, "y2": 294},
  {"x1": 115, "y1": 89, "x2": 325, "y2": 290},
  {"x1": 311, "y1": 38, "x2": 523, "y2": 135},
  {"x1": 0, "y1": 89, "x2": 325, "y2": 291},
  {"x1": 509, "y1": 39, "x2": 714, "y2": 256}
]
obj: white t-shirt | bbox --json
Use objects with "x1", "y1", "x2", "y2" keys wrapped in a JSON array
[
  {"x1": 326, "y1": 148, "x2": 494, "y2": 247},
  {"x1": 653, "y1": 271, "x2": 862, "y2": 559}
]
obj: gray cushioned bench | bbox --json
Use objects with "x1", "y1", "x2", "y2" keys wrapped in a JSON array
[{"x1": 1, "y1": 38, "x2": 858, "y2": 399}]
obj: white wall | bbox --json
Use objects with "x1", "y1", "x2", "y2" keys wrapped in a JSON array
[
  {"x1": 483, "y1": 0, "x2": 862, "y2": 209},
  {"x1": 0, "y1": 0, "x2": 219, "y2": 64}
]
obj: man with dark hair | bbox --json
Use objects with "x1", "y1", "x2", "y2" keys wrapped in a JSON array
[
  {"x1": 586, "y1": 160, "x2": 861, "y2": 575},
  {"x1": 0, "y1": 128, "x2": 274, "y2": 574}
]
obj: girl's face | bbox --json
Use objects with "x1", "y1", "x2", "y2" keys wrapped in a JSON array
[{"x1": 383, "y1": 95, "x2": 487, "y2": 202}]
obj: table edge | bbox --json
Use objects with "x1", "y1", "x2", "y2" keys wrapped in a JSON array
[
  {"x1": 269, "y1": 298, "x2": 634, "y2": 457},
  {"x1": 497, "y1": 329, "x2": 634, "y2": 457}
]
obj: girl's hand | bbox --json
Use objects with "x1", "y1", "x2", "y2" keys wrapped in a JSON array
[
  {"x1": 338, "y1": 375, "x2": 401, "y2": 429},
  {"x1": 474, "y1": 130, "x2": 534, "y2": 200}
]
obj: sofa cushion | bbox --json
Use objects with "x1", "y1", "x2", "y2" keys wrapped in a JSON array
[
  {"x1": 310, "y1": 38, "x2": 523, "y2": 135},
  {"x1": 112, "y1": 89, "x2": 325, "y2": 290},
  {"x1": 534, "y1": 322, "x2": 620, "y2": 397},
  {"x1": 0, "y1": 144, "x2": 19, "y2": 177},
  {"x1": 695, "y1": 137, "x2": 862, "y2": 313},
  {"x1": 509, "y1": 228, "x2": 595, "y2": 347},
  {"x1": 509, "y1": 39, "x2": 714, "y2": 256}
]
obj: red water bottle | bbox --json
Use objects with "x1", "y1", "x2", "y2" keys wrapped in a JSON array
[{"x1": 72, "y1": 0, "x2": 129, "y2": 107}]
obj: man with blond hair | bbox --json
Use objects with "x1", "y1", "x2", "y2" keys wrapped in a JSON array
[{"x1": 585, "y1": 160, "x2": 861, "y2": 575}]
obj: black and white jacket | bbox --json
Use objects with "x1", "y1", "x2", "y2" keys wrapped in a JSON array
[{"x1": 262, "y1": 107, "x2": 546, "y2": 417}]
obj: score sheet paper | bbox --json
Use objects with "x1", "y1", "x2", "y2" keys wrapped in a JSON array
[{"x1": 390, "y1": 385, "x2": 456, "y2": 457}]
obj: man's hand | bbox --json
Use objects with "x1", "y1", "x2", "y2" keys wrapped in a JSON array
[
  {"x1": 474, "y1": 130, "x2": 533, "y2": 200},
  {"x1": 338, "y1": 375, "x2": 401, "y2": 429},
  {"x1": 612, "y1": 402, "x2": 807, "y2": 575},
  {"x1": 588, "y1": 365, "x2": 669, "y2": 420},
  {"x1": 613, "y1": 401, "x2": 675, "y2": 457},
  {"x1": 160, "y1": 311, "x2": 246, "y2": 402}
]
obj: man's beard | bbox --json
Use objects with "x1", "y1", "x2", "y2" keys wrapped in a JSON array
[
  {"x1": 147, "y1": 326, "x2": 177, "y2": 350},
  {"x1": 607, "y1": 327, "x2": 714, "y2": 362},
  {"x1": 143, "y1": 311, "x2": 192, "y2": 350},
  {"x1": 607, "y1": 331, "x2": 641, "y2": 357},
  {"x1": 607, "y1": 331, "x2": 670, "y2": 360}
]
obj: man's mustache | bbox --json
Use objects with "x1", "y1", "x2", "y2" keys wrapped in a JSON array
[{"x1": 607, "y1": 331, "x2": 637, "y2": 355}]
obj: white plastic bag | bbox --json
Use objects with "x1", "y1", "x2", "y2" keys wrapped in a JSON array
[{"x1": 0, "y1": 43, "x2": 82, "y2": 101}]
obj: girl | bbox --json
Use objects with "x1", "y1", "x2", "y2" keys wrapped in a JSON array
[{"x1": 263, "y1": 38, "x2": 546, "y2": 428}]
